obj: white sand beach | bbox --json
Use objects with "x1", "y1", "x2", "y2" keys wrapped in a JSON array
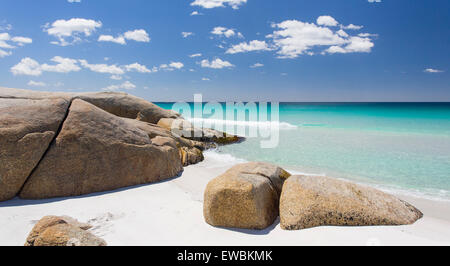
[{"x1": 1, "y1": 151, "x2": 449, "y2": 246}]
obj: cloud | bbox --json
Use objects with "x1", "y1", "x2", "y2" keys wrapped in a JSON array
[
  {"x1": 424, "y1": 68, "x2": 444, "y2": 73},
  {"x1": 124, "y1": 63, "x2": 153, "y2": 73},
  {"x1": 189, "y1": 53, "x2": 202, "y2": 58},
  {"x1": 79, "y1": 59, "x2": 124, "y2": 75},
  {"x1": 211, "y1": 27, "x2": 243, "y2": 38},
  {"x1": 191, "y1": 0, "x2": 247, "y2": 9},
  {"x1": 11, "y1": 57, "x2": 158, "y2": 78},
  {"x1": 226, "y1": 40, "x2": 271, "y2": 54},
  {"x1": 336, "y1": 29, "x2": 349, "y2": 38},
  {"x1": 182, "y1": 32, "x2": 194, "y2": 38},
  {"x1": 41, "y1": 56, "x2": 81, "y2": 73},
  {"x1": 98, "y1": 29, "x2": 150, "y2": 45},
  {"x1": 123, "y1": 29, "x2": 150, "y2": 42},
  {"x1": 169, "y1": 62, "x2": 184, "y2": 69},
  {"x1": 358, "y1": 33, "x2": 378, "y2": 37},
  {"x1": 98, "y1": 35, "x2": 126, "y2": 45},
  {"x1": 11, "y1": 58, "x2": 42, "y2": 76},
  {"x1": 368, "y1": 0, "x2": 381, "y2": 2},
  {"x1": 317, "y1": 16, "x2": 339, "y2": 27},
  {"x1": 11, "y1": 36, "x2": 33, "y2": 45},
  {"x1": 11, "y1": 57, "x2": 81, "y2": 76},
  {"x1": 0, "y1": 32, "x2": 32, "y2": 57},
  {"x1": 102, "y1": 81, "x2": 136, "y2": 92},
  {"x1": 325, "y1": 36, "x2": 374, "y2": 54},
  {"x1": 44, "y1": 18, "x2": 102, "y2": 46},
  {"x1": 159, "y1": 62, "x2": 184, "y2": 71},
  {"x1": 202, "y1": 77, "x2": 210, "y2": 81},
  {"x1": 200, "y1": 58, "x2": 234, "y2": 69},
  {"x1": 0, "y1": 49, "x2": 11, "y2": 58},
  {"x1": 68, "y1": 0, "x2": 81, "y2": 2},
  {"x1": 267, "y1": 17, "x2": 375, "y2": 58},
  {"x1": 28, "y1": 80, "x2": 47, "y2": 87},
  {"x1": 190, "y1": 11, "x2": 202, "y2": 16},
  {"x1": 110, "y1": 75, "x2": 123, "y2": 80},
  {"x1": 250, "y1": 63, "x2": 264, "y2": 68},
  {"x1": 343, "y1": 24, "x2": 364, "y2": 30}
]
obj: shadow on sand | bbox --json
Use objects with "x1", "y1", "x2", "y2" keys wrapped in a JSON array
[
  {"x1": 0, "y1": 171, "x2": 184, "y2": 208},
  {"x1": 211, "y1": 218, "x2": 280, "y2": 236}
]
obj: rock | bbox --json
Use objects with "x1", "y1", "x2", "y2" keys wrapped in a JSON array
[
  {"x1": 125, "y1": 119, "x2": 207, "y2": 166},
  {"x1": 0, "y1": 98, "x2": 70, "y2": 201},
  {"x1": 179, "y1": 146, "x2": 204, "y2": 166},
  {"x1": 25, "y1": 215, "x2": 92, "y2": 246},
  {"x1": 25, "y1": 216, "x2": 106, "y2": 246},
  {"x1": 280, "y1": 175, "x2": 423, "y2": 230},
  {"x1": 33, "y1": 224, "x2": 106, "y2": 246},
  {"x1": 77, "y1": 92, "x2": 180, "y2": 124},
  {"x1": 158, "y1": 118, "x2": 242, "y2": 145},
  {"x1": 204, "y1": 162, "x2": 291, "y2": 230},
  {"x1": 19, "y1": 99, "x2": 183, "y2": 199},
  {"x1": 0, "y1": 87, "x2": 180, "y2": 124}
]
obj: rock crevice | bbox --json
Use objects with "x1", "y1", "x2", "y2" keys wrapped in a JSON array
[{"x1": 16, "y1": 98, "x2": 74, "y2": 198}]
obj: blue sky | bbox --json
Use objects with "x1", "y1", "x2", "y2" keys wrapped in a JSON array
[{"x1": 0, "y1": 0, "x2": 449, "y2": 102}]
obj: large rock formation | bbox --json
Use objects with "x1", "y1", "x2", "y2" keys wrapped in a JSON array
[
  {"x1": 25, "y1": 216, "x2": 106, "y2": 246},
  {"x1": 0, "y1": 87, "x2": 239, "y2": 201},
  {"x1": 0, "y1": 87, "x2": 180, "y2": 124},
  {"x1": 0, "y1": 98, "x2": 70, "y2": 201},
  {"x1": 20, "y1": 99, "x2": 184, "y2": 199},
  {"x1": 280, "y1": 175, "x2": 423, "y2": 230},
  {"x1": 204, "y1": 162, "x2": 291, "y2": 230}
]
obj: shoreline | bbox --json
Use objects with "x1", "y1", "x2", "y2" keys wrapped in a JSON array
[{"x1": 1, "y1": 151, "x2": 449, "y2": 246}]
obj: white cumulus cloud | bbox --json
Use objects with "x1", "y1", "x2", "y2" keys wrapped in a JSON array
[
  {"x1": 11, "y1": 56, "x2": 81, "y2": 76},
  {"x1": 0, "y1": 32, "x2": 32, "y2": 57},
  {"x1": 98, "y1": 35, "x2": 126, "y2": 45},
  {"x1": 200, "y1": 58, "x2": 234, "y2": 69},
  {"x1": 102, "y1": 81, "x2": 136, "y2": 92},
  {"x1": 211, "y1": 27, "x2": 242, "y2": 38},
  {"x1": 79, "y1": 59, "x2": 124, "y2": 75},
  {"x1": 267, "y1": 17, "x2": 375, "y2": 58},
  {"x1": 28, "y1": 80, "x2": 47, "y2": 87},
  {"x1": 124, "y1": 29, "x2": 150, "y2": 42},
  {"x1": 317, "y1": 16, "x2": 339, "y2": 27},
  {"x1": 98, "y1": 29, "x2": 150, "y2": 45},
  {"x1": 191, "y1": 0, "x2": 247, "y2": 9},
  {"x1": 159, "y1": 62, "x2": 185, "y2": 71},
  {"x1": 124, "y1": 63, "x2": 153, "y2": 73},
  {"x1": 226, "y1": 40, "x2": 271, "y2": 54},
  {"x1": 44, "y1": 18, "x2": 102, "y2": 46}
]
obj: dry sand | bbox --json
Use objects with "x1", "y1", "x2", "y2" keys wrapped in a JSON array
[{"x1": 0, "y1": 151, "x2": 449, "y2": 246}]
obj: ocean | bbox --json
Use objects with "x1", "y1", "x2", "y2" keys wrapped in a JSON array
[{"x1": 156, "y1": 102, "x2": 450, "y2": 201}]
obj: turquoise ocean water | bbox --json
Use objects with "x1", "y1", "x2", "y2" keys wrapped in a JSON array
[{"x1": 156, "y1": 103, "x2": 450, "y2": 201}]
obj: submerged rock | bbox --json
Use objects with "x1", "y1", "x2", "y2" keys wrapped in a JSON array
[
  {"x1": 25, "y1": 216, "x2": 106, "y2": 246},
  {"x1": 280, "y1": 175, "x2": 423, "y2": 230},
  {"x1": 20, "y1": 99, "x2": 183, "y2": 199},
  {"x1": 204, "y1": 162, "x2": 291, "y2": 230},
  {"x1": 0, "y1": 98, "x2": 70, "y2": 201}
]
